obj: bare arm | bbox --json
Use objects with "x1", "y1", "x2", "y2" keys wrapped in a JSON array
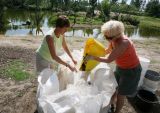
[
  {"x1": 105, "y1": 43, "x2": 113, "y2": 54},
  {"x1": 62, "y1": 35, "x2": 75, "y2": 62},
  {"x1": 94, "y1": 40, "x2": 129, "y2": 63},
  {"x1": 46, "y1": 35, "x2": 68, "y2": 66}
]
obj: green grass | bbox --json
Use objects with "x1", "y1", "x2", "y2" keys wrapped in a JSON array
[
  {"x1": 48, "y1": 13, "x2": 160, "y2": 31},
  {"x1": 134, "y1": 15, "x2": 160, "y2": 30},
  {"x1": 0, "y1": 60, "x2": 31, "y2": 81},
  {"x1": 48, "y1": 15, "x2": 103, "y2": 25}
]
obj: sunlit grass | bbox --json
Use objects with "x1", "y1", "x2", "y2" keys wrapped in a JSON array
[
  {"x1": 0, "y1": 60, "x2": 32, "y2": 81},
  {"x1": 134, "y1": 15, "x2": 160, "y2": 30}
]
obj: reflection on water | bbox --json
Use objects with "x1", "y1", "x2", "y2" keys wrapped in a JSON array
[
  {"x1": 5, "y1": 25, "x2": 160, "y2": 39},
  {"x1": 65, "y1": 28, "x2": 104, "y2": 39},
  {"x1": 4, "y1": 9, "x2": 50, "y2": 36},
  {"x1": 139, "y1": 26, "x2": 160, "y2": 38},
  {"x1": 125, "y1": 28, "x2": 140, "y2": 39},
  {"x1": 5, "y1": 28, "x2": 50, "y2": 36},
  {"x1": 65, "y1": 27, "x2": 160, "y2": 39},
  {"x1": 2, "y1": 9, "x2": 160, "y2": 39}
]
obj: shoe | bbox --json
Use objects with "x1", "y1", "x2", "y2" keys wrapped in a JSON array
[{"x1": 108, "y1": 104, "x2": 115, "y2": 113}]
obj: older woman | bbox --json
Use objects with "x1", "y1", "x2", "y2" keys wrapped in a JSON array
[{"x1": 86, "y1": 20, "x2": 142, "y2": 113}]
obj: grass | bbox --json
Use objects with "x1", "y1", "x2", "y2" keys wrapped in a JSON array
[
  {"x1": 75, "y1": 14, "x2": 160, "y2": 29},
  {"x1": 0, "y1": 60, "x2": 32, "y2": 81},
  {"x1": 48, "y1": 12, "x2": 160, "y2": 29},
  {"x1": 134, "y1": 15, "x2": 160, "y2": 30},
  {"x1": 48, "y1": 14, "x2": 103, "y2": 25}
]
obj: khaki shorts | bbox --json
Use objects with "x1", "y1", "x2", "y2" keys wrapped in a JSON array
[{"x1": 36, "y1": 53, "x2": 58, "y2": 75}]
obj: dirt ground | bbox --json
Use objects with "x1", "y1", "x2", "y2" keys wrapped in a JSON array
[{"x1": 0, "y1": 35, "x2": 160, "y2": 113}]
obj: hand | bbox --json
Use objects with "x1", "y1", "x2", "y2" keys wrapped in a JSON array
[
  {"x1": 84, "y1": 55, "x2": 94, "y2": 61},
  {"x1": 72, "y1": 59, "x2": 77, "y2": 65},
  {"x1": 68, "y1": 64, "x2": 77, "y2": 72}
]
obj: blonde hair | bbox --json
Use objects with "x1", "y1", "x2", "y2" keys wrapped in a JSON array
[{"x1": 101, "y1": 20, "x2": 124, "y2": 39}]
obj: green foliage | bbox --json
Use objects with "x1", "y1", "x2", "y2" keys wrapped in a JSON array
[
  {"x1": 139, "y1": 26, "x2": 160, "y2": 37},
  {"x1": 85, "y1": 28, "x2": 93, "y2": 35},
  {"x1": 111, "y1": 0, "x2": 118, "y2": 4},
  {"x1": 111, "y1": 3, "x2": 141, "y2": 15},
  {"x1": 145, "y1": 0, "x2": 160, "y2": 17},
  {"x1": 48, "y1": 14, "x2": 102, "y2": 26},
  {"x1": 101, "y1": 0, "x2": 110, "y2": 17},
  {"x1": 79, "y1": 1, "x2": 89, "y2": 12},
  {"x1": 71, "y1": 1, "x2": 80, "y2": 12},
  {"x1": 130, "y1": 0, "x2": 142, "y2": 9},
  {"x1": 133, "y1": 15, "x2": 160, "y2": 37},
  {"x1": 110, "y1": 14, "x2": 140, "y2": 26},
  {"x1": 87, "y1": 0, "x2": 97, "y2": 17},
  {"x1": 49, "y1": 0, "x2": 57, "y2": 9},
  {"x1": 121, "y1": 0, "x2": 127, "y2": 4},
  {"x1": 121, "y1": 15, "x2": 140, "y2": 26},
  {"x1": 2, "y1": 0, "x2": 90, "y2": 12},
  {"x1": 0, "y1": 0, "x2": 7, "y2": 33},
  {"x1": 48, "y1": 15, "x2": 57, "y2": 27},
  {"x1": 0, "y1": 60, "x2": 31, "y2": 81},
  {"x1": 135, "y1": 15, "x2": 160, "y2": 29},
  {"x1": 110, "y1": 3, "x2": 120, "y2": 13}
]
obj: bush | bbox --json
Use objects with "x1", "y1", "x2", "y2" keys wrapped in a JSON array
[
  {"x1": 121, "y1": 15, "x2": 140, "y2": 26},
  {"x1": 111, "y1": 14, "x2": 140, "y2": 26}
]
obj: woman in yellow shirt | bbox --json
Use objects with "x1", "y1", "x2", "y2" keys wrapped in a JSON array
[{"x1": 36, "y1": 15, "x2": 77, "y2": 74}]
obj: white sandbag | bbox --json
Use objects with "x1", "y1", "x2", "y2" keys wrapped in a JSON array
[
  {"x1": 59, "y1": 49, "x2": 83, "y2": 69},
  {"x1": 37, "y1": 68, "x2": 59, "y2": 97},
  {"x1": 89, "y1": 63, "x2": 117, "y2": 91},
  {"x1": 89, "y1": 63, "x2": 118, "y2": 107},
  {"x1": 37, "y1": 50, "x2": 117, "y2": 113},
  {"x1": 80, "y1": 71, "x2": 90, "y2": 81},
  {"x1": 75, "y1": 94, "x2": 104, "y2": 113},
  {"x1": 46, "y1": 95, "x2": 78, "y2": 113},
  {"x1": 40, "y1": 78, "x2": 102, "y2": 113},
  {"x1": 57, "y1": 49, "x2": 83, "y2": 91},
  {"x1": 58, "y1": 65, "x2": 75, "y2": 91}
]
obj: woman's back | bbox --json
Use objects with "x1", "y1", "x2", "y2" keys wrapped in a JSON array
[
  {"x1": 115, "y1": 36, "x2": 139, "y2": 69},
  {"x1": 36, "y1": 29, "x2": 63, "y2": 62}
]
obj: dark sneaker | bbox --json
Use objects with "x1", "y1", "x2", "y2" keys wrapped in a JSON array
[{"x1": 108, "y1": 104, "x2": 115, "y2": 113}]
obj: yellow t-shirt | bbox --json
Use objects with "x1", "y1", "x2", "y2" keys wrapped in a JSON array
[{"x1": 36, "y1": 29, "x2": 63, "y2": 63}]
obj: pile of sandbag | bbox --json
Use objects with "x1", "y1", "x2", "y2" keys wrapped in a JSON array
[{"x1": 37, "y1": 50, "x2": 117, "y2": 113}]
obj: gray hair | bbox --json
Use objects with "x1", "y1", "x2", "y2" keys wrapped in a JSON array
[{"x1": 101, "y1": 20, "x2": 124, "y2": 39}]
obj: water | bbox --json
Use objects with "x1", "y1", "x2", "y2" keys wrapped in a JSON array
[{"x1": 1, "y1": 9, "x2": 160, "y2": 39}]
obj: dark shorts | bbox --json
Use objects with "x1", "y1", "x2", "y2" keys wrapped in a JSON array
[{"x1": 114, "y1": 64, "x2": 142, "y2": 96}]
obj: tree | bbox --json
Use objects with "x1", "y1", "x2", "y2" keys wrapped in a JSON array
[
  {"x1": 64, "y1": 0, "x2": 70, "y2": 10},
  {"x1": 49, "y1": 0, "x2": 58, "y2": 10},
  {"x1": 111, "y1": 0, "x2": 118, "y2": 4},
  {"x1": 71, "y1": 1, "x2": 80, "y2": 26},
  {"x1": 145, "y1": 0, "x2": 160, "y2": 17},
  {"x1": 34, "y1": 11, "x2": 45, "y2": 35},
  {"x1": 121, "y1": 0, "x2": 127, "y2": 4},
  {"x1": 89, "y1": 0, "x2": 97, "y2": 17},
  {"x1": 130, "y1": 0, "x2": 143, "y2": 9},
  {"x1": 101, "y1": 0, "x2": 110, "y2": 18},
  {"x1": 0, "y1": 0, "x2": 6, "y2": 33}
]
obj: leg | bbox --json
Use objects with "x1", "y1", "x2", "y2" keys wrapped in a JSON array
[
  {"x1": 114, "y1": 94, "x2": 125, "y2": 113},
  {"x1": 36, "y1": 53, "x2": 50, "y2": 75},
  {"x1": 108, "y1": 90, "x2": 117, "y2": 113},
  {"x1": 110, "y1": 89, "x2": 118, "y2": 105}
]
